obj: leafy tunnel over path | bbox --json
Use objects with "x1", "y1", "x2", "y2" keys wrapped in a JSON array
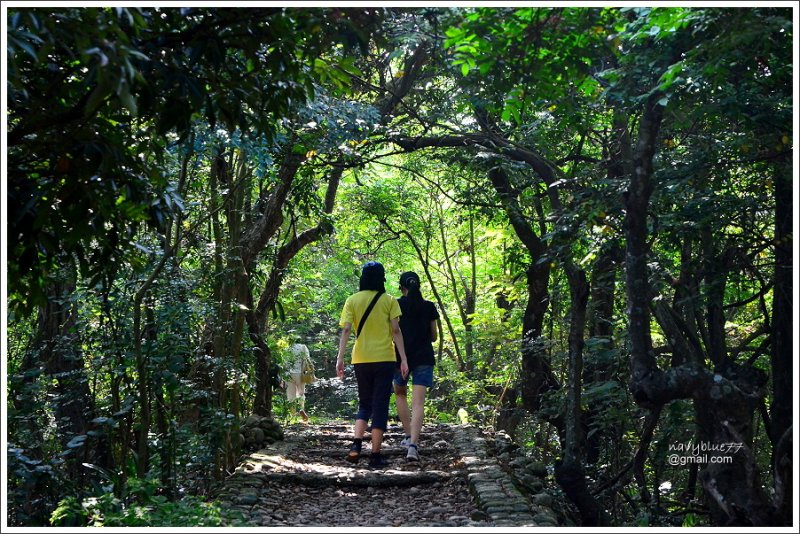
[{"x1": 5, "y1": 6, "x2": 793, "y2": 529}]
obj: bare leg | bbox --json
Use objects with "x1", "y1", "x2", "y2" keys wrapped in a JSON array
[
  {"x1": 410, "y1": 384, "x2": 427, "y2": 445},
  {"x1": 370, "y1": 427, "x2": 384, "y2": 454},
  {"x1": 354, "y1": 418, "x2": 368, "y2": 440},
  {"x1": 394, "y1": 383, "x2": 411, "y2": 436},
  {"x1": 346, "y1": 418, "x2": 369, "y2": 463},
  {"x1": 297, "y1": 381, "x2": 308, "y2": 422},
  {"x1": 286, "y1": 378, "x2": 299, "y2": 417},
  {"x1": 297, "y1": 381, "x2": 306, "y2": 411}
]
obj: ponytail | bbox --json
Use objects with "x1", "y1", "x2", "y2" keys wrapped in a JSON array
[{"x1": 399, "y1": 271, "x2": 424, "y2": 314}]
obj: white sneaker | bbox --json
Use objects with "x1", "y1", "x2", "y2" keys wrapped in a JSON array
[
  {"x1": 400, "y1": 436, "x2": 412, "y2": 448},
  {"x1": 406, "y1": 444, "x2": 420, "y2": 462}
]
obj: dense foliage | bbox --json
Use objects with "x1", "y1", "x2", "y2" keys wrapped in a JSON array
[{"x1": 4, "y1": 6, "x2": 794, "y2": 528}]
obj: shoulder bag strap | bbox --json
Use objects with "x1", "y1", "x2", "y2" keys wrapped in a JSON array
[{"x1": 356, "y1": 291, "x2": 384, "y2": 339}]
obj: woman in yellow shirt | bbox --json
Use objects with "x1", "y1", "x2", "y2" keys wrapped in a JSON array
[{"x1": 336, "y1": 261, "x2": 409, "y2": 468}]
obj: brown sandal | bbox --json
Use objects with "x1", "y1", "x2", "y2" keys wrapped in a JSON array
[{"x1": 345, "y1": 443, "x2": 361, "y2": 463}]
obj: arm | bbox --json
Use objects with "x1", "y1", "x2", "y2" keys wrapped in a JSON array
[
  {"x1": 336, "y1": 323, "x2": 352, "y2": 379},
  {"x1": 391, "y1": 317, "x2": 409, "y2": 378},
  {"x1": 430, "y1": 319, "x2": 440, "y2": 342}
]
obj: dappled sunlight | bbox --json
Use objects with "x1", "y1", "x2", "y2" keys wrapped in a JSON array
[{"x1": 218, "y1": 423, "x2": 548, "y2": 527}]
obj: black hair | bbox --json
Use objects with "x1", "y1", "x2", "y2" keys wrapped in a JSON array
[
  {"x1": 399, "y1": 271, "x2": 423, "y2": 314},
  {"x1": 359, "y1": 261, "x2": 386, "y2": 293}
]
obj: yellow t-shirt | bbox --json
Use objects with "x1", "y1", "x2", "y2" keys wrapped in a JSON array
[{"x1": 339, "y1": 291, "x2": 401, "y2": 364}]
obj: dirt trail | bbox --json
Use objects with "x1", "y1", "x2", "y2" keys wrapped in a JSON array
[{"x1": 215, "y1": 422, "x2": 558, "y2": 527}]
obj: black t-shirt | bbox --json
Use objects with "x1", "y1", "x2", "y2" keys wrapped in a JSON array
[{"x1": 396, "y1": 296, "x2": 440, "y2": 367}]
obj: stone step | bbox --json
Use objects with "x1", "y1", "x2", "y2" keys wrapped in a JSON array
[
  {"x1": 228, "y1": 468, "x2": 455, "y2": 489},
  {"x1": 283, "y1": 447, "x2": 450, "y2": 457}
]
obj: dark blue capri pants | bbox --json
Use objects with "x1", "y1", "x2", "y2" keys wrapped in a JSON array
[{"x1": 354, "y1": 361, "x2": 396, "y2": 431}]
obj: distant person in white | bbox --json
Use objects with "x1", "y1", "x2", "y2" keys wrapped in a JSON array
[{"x1": 283, "y1": 342, "x2": 311, "y2": 422}]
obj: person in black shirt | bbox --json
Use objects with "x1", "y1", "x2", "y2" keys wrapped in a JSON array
[{"x1": 392, "y1": 271, "x2": 441, "y2": 462}]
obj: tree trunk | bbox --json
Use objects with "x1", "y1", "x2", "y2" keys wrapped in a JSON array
[
  {"x1": 584, "y1": 241, "x2": 622, "y2": 464},
  {"x1": 554, "y1": 264, "x2": 609, "y2": 525},
  {"x1": 154, "y1": 379, "x2": 173, "y2": 498},
  {"x1": 700, "y1": 228, "x2": 730, "y2": 369},
  {"x1": 207, "y1": 146, "x2": 247, "y2": 478},
  {"x1": 770, "y1": 161, "x2": 792, "y2": 525},
  {"x1": 693, "y1": 362, "x2": 773, "y2": 525},
  {"x1": 248, "y1": 321, "x2": 274, "y2": 418},
  {"x1": 132, "y1": 229, "x2": 178, "y2": 477},
  {"x1": 582, "y1": 111, "x2": 628, "y2": 465},
  {"x1": 467, "y1": 211, "x2": 477, "y2": 358},
  {"x1": 487, "y1": 166, "x2": 559, "y2": 417},
  {"x1": 37, "y1": 263, "x2": 99, "y2": 481}
]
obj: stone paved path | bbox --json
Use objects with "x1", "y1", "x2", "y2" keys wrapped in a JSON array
[{"x1": 214, "y1": 422, "x2": 560, "y2": 528}]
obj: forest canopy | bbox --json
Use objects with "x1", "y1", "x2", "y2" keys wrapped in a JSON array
[{"x1": 4, "y1": 4, "x2": 796, "y2": 528}]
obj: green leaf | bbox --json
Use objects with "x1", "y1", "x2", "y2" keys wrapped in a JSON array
[
  {"x1": 338, "y1": 57, "x2": 363, "y2": 77},
  {"x1": 9, "y1": 34, "x2": 40, "y2": 61},
  {"x1": 66, "y1": 435, "x2": 87, "y2": 449},
  {"x1": 85, "y1": 78, "x2": 112, "y2": 116},
  {"x1": 118, "y1": 83, "x2": 138, "y2": 115}
]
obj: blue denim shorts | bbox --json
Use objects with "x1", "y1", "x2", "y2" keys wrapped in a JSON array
[{"x1": 394, "y1": 364, "x2": 434, "y2": 388}]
